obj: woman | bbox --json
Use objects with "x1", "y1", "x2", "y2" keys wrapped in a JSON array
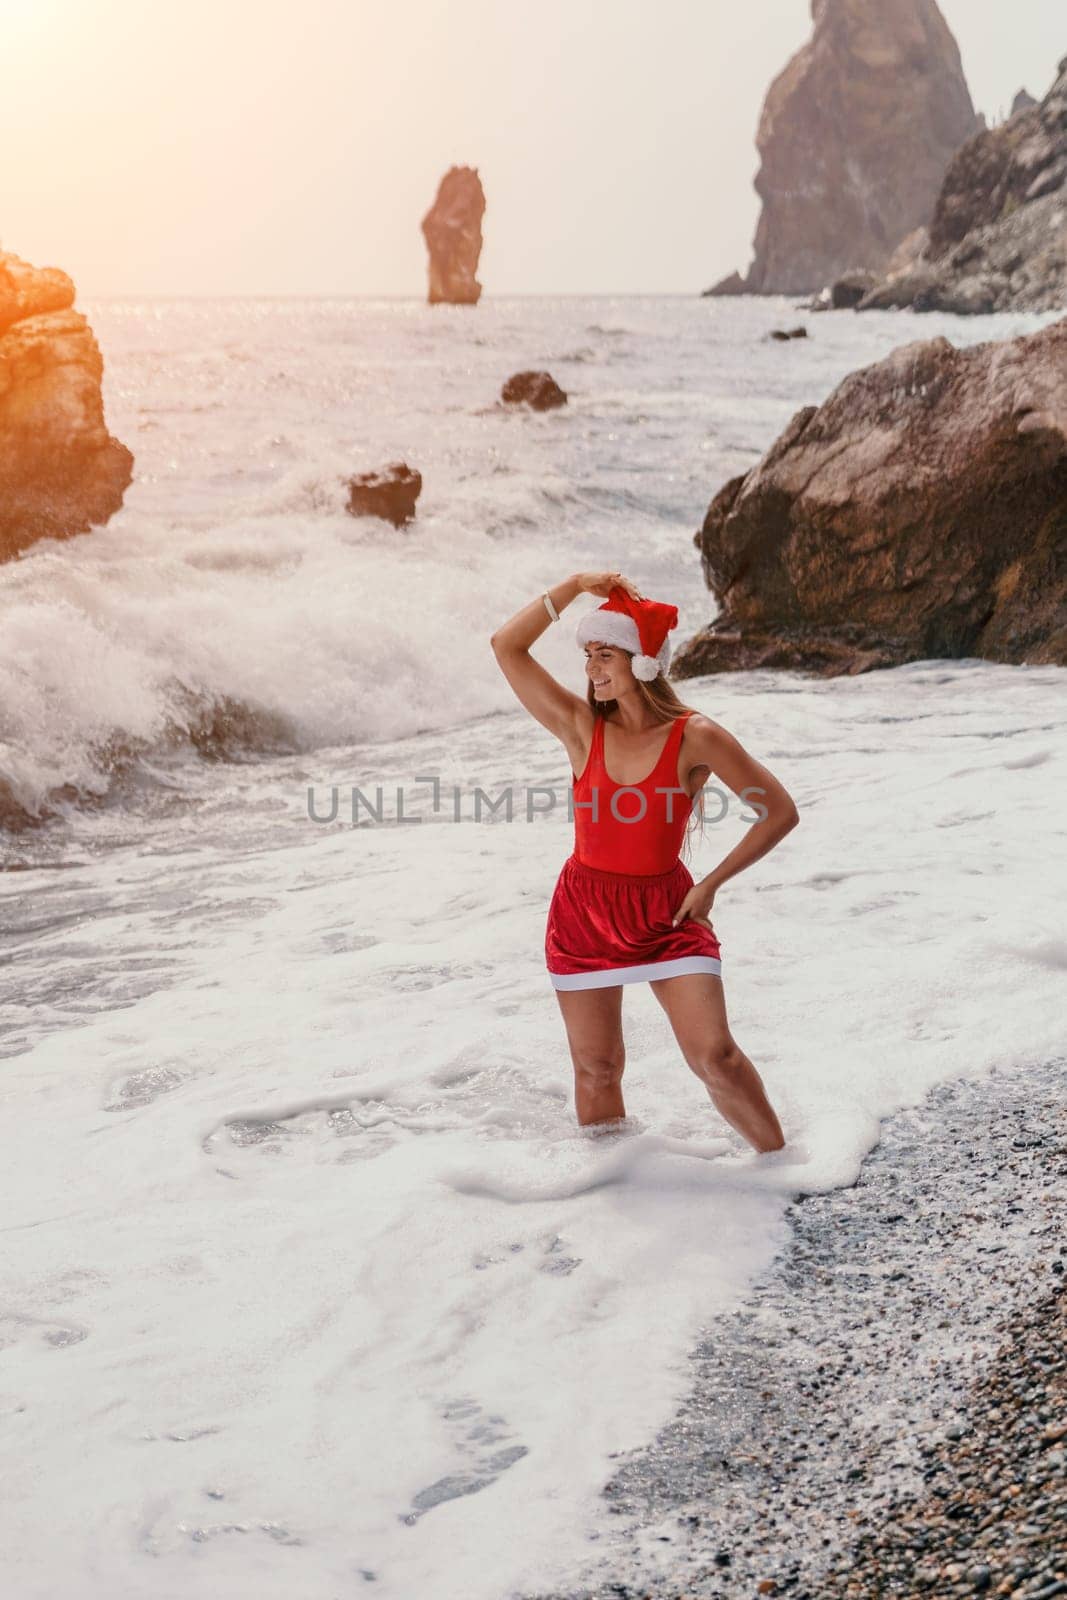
[{"x1": 490, "y1": 569, "x2": 797, "y2": 1154}]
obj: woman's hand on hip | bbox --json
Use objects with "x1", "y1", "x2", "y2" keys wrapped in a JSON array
[
  {"x1": 575, "y1": 570, "x2": 644, "y2": 600},
  {"x1": 672, "y1": 881, "x2": 716, "y2": 931}
]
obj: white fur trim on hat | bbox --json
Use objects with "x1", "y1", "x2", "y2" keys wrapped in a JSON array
[
  {"x1": 574, "y1": 608, "x2": 640, "y2": 654},
  {"x1": 575, "y1": 609, "x2": 671, "y2": 678}
]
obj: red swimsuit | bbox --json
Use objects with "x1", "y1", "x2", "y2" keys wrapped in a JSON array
[{"x1": 545, "y1": 711, "x2": 723, "y2": 990}]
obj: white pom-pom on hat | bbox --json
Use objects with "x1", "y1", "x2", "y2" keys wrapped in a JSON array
[{"x1": 631, "y1": 654, "x2": 662, "y2": 681}]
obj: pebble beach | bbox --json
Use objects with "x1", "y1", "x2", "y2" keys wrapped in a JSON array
[{"x1": 524, "y1": 1053, "x2": 1067, "y2": 1600}]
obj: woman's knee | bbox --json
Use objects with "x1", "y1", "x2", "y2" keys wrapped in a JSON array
[
  {"x1": 573, "y1": 1052, "x2": 625, "y2": 1092},
  {"x1": 690, "y1": 1039, "x2": 745, "y2": 1086}
]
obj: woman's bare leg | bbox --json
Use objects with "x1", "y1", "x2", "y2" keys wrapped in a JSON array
[
  {"x1": 554, "y1": 984, "x2": 626, "y2": 1128},
  {"x1": 649, "y1": 972, "x2": 785, "y2": 1153}
]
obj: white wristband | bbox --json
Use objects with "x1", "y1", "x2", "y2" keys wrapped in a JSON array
[{"x1": 542, "y1": 591, "x2": 560, "y2": 623}]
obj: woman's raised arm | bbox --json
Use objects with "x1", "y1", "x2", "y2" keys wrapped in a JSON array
[{"x1": 490, "y1": 570, "x2": 640, "y2": 740}]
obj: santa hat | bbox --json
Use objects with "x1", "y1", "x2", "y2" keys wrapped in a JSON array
[{"x1": 574, "y1": 586, "x2": 679, "y2": 681}]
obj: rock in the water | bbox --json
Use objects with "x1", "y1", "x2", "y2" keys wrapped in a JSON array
[
  {"x1": 830, "y1": 270, "x2": 879, "y2": 308},
  {"x1": 702, "y1": 270, "x2": 747, "y2": 298},
  {"x1": 674, "y1": 318, "x2": 1067, "y2": 679},
  {"x1": 345, "y1": 462, "x2": 422, "y2": 526},
  {"x1": 500, "y1": 371, "x2": 567, "y2": 410},
  {"x1": 0, "y1": 250, "x2": 133, "y2": 563},
  {"x1": 713, "y1": 0, "x2": 980, "y2": 296},
  {"x1": 420, "y1": 166, "x2": 485, "y2": 306},
  {"x1": 859, "y1": 57, "x2": 1067, "y2": 312},
  {"x1": 769, "y1": 326, "x2": 809, "y2": 340}
]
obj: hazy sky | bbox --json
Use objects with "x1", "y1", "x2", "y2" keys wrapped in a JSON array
[{"x1": 1, "y1": 0, "x2": 1062, "y2": 296}]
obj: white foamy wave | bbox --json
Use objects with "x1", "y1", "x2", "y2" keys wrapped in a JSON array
[
  {"x1": 0, "y1": 507, "x2": 581, "y2": 822},
  {"x1": 10, "y1": 292, "x2": 1054, "y2": 827}
]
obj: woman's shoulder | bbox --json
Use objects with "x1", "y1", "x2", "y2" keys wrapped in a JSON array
[
  {"x1": 678, "y1": 710, "x2": 729, "y2": 744},
  {"x1": 679, "y1": 712, "x2": 733, "y2": 755}
]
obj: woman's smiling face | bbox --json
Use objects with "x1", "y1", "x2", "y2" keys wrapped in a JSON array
[{"x1": 584, "y1": 642, "x2": 632, "y2": 698}]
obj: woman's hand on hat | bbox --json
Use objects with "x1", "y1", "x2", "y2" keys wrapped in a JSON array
[
  {"x1": 576, "y1": 571, "x2": 644, "y2": 600},
  {"x1": 671, "y1": 882, "x2": 716, "y2": 931}
]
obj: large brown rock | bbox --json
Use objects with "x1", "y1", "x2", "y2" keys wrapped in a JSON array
[
  {"x1": 0, "y1": 251, "x2": 133, "y2": 562},
  {"x1": 717, "y1": 0, "x2": 979, "y2": 296},
  {"x1": 673, "y1": 319, "x2": 1067, "y2": 679},
  {"x1": 0, "y1": 252, "x2": 76, "y2": 333},
  {"x1": 859, "y1": 58, "x2": 1067, "y2": 313},
  {"x1": 420, "y1": 166, "x2": 486, "y2": 306}
]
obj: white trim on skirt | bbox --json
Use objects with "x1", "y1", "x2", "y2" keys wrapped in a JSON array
[{"x1": 549, "y1": 955, "x2": 722, "y2": 990}]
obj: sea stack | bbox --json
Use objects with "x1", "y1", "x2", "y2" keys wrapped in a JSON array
[
  {"x1": 673, "y1": 319, "x2": 1067, "y2": 678},
  {"x1": 0, "y1": 250, "x2": 133, "y2": 563},
  {"x1": 858, "y1": 57, "x2": 1067, "y2": 313},
  {"x1": 708, "y1": 0, "x2": 980, "y2": 296},
  {"x1": 420, "y1": 166, "x2": 486, "y2": 306}
]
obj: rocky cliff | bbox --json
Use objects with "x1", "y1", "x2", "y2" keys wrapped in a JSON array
[
  {"x1": 707, "y1": 0, "x2": 979, "y2": 297},
  {"x1": 858, "y1": 57, "x2": 1067, "y2": 312},
  {"x1": 673, "y1": 319, "x2": 1067, "y2": 678},
  {"x1": 420, "y1": 166, "x2": 485, "y2": 306},
  {"x1": 0, "y1": 251, "x2": 133, "y2": 562}
]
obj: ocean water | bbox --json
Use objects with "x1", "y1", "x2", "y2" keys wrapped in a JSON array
[{"x1": 2, "y1": 295, "x2": 1064, "y2": 1599}]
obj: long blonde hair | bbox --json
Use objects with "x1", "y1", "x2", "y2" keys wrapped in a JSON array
[{"x1": 585, "y1": 663, "x2": 708, "y2": 862}]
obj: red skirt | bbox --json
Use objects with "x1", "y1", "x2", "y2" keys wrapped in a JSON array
[{"x1": 545, "y1": 854, "x2": 723, "y2": 990}]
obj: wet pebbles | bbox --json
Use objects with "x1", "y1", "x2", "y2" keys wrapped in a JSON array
[
  {"x1": 523, "y1": 1056, "x2": 1066, "y2": 1600},
  {"x1": 818, "y1": 1271, "x2": 1065, "y2": 1598}
]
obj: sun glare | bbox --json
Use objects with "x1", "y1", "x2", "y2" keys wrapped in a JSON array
[{"x1": 1, "y1": 0, "x2": 57, "y2": 34}]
